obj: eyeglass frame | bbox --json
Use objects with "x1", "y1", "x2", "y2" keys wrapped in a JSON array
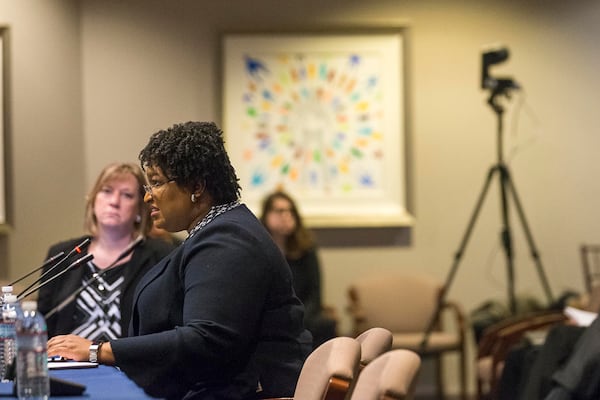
[{"x1": 143, "y1": 179, "x2": 175, "y2": 195}]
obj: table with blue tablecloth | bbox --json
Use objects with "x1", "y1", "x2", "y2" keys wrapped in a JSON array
[{"x1": 0, "y1": 364, "x2": 156, "y2": 399}]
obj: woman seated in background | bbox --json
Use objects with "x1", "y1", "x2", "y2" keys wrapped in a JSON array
[
  {"x1": 37, "y1": 162, "x2": 176, "y2": 340},
  {"x1": 260, "y1": 190, "x2": 337, "y2": 348},
  {"x1": 48, "y1": 121, "x2": 312, "y2": 400}
]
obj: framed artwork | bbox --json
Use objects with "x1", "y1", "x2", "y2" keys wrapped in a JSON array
[
  {"x1": 0, "y1": 27, "x2": 8, "y2": 232},
  {"x1": 222, "y1": 28, "x2": 412, "y2": 227}
]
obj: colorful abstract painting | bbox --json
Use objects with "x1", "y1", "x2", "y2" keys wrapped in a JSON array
[{"x1": 223, "y1": 31, "x2": 412, "y2": 227}]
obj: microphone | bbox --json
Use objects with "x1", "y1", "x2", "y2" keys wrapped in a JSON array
[
  {"x1": 18, "y1": 253, "x2": 94, "y2": 301},
  {"x1": 105, "y1": 235, "x2": 144, "y2": 269},
  {"x1": 44, "y1": 235, "x2": 145, "y2": 320},
  {"x1": 9, "y1": 251, "x2": 65, "y2": 286},
  {"x1": 16, "y1": 238, "x2": 92, "y2": 298}
]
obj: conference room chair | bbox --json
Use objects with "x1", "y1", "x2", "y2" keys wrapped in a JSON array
[
  {"x1": 262, "y1": 336, "x2": 361, "y2": 400},
  {"x1": 355, "y1": 327, "x2": 393, "y2": 369},
  {"x1": 350, "y1": 349, "x2": 421, "y2": 400},
  {"x1": 347, "y1": 272, "x2": 467, "y2": 400},
  {"x1": 475, "y1": 310, "x2": 567, "y2": 400}
]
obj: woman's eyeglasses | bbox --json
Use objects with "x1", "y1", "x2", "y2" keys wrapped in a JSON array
[{"x1": 143, "y1": 180, "x2": 174, "y2": 195}]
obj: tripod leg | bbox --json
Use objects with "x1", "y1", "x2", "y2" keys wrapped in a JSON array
[
  {"x1": 420, "y1": 166, "x2": 498, "y2": 351},
  {"x1": 503, "y1": 166, "x2": 555, "y2": 304},
  {"x1": 499, "y1": 166, "x2": 517, "y2": 315}
]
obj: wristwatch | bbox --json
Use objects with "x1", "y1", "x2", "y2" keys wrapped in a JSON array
[{"x1": 89, "y1": 341, "x2": 103, "y2": 363}]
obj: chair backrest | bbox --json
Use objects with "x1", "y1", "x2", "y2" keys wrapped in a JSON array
[
  {"x1": 293, "y1": 336, "x2": 361, "y2": 400},
  {"x1": 580, "y1": 244, "x2": 600, "y2": 293},
  {"x1": 355, "y1": 327, "x2": 393, "y2": 368},
  {"x1": 348, "y1": 273, "x2": 440, "y2": 333},
  {"x1": 350, "y1": 349, "x2": 421, "y2": 400}
]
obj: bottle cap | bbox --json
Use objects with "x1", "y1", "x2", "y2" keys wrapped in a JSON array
[{"x1": 21, "y1": 301, "x2": 37, "y2": 311}]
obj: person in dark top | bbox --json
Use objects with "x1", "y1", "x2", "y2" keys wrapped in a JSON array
[
  {"x1": 260, "y1": 190, "x2": 337, "y2": 348},
  {"x1": 48, "y1": 121, "x2": 312, "y2": 400},
  {"x1": 543, "y1": 315, "x2": 600, "y2": 399},
  {"x1": 38, "y1": 162, "x2": 175, "y2": 340}
]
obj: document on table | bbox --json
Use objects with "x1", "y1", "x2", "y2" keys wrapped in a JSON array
[
  {"x1": 48, "y1": 361, "x2": 98, "y2": 369},
  {"x1": 564, "y1": 306, "x2": 598, "y2": 327}
]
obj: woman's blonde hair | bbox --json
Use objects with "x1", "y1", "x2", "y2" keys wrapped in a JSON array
[{"x1": 83, "y1": 162, "x2": 151, "y2": 237}]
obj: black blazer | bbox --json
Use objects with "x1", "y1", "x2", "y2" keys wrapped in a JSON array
[
  {"x1": 37, "y1": 236, "x2": 175, "y2": 338},
  {"x1": 111, "y1": 205, "x2": 312, "y2": 400}
]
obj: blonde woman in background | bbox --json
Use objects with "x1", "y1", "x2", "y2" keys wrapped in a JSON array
[{"x1": 37, "y1": 162, "x2": 175, "y2": 340}]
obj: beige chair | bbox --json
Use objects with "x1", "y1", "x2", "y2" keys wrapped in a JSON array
[
  {"x1": 263, "y1": 336, "x2": 361, "y2": 400},
  {"x1": 347, "y1": 272, "x2": 467, "y2": 400},
  {"x1": 475, "y1": 310, "x2": 567, "y2": 400},
  {"x1": 355, "y1": 327, "x2": 393, "y2": 368},
  {"x1": 350, "y1": 349, "x2": 421, "y2": 400}
]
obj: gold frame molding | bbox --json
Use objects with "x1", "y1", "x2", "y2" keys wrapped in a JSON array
[{"x1": 221, "y1": 27, "x2": 413, "y2": 228}]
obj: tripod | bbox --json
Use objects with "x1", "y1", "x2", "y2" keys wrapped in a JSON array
[{"x1": 420, "y1": 86, "x2": 554, "y2": 351}]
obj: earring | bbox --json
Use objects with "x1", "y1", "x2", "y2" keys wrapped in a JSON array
[
  {"x1": 135, "y1": 215, "x2": 141, "y2": 223},
  {"x1": 191, "y1": 194, "x2": 197, "y2": 203}
]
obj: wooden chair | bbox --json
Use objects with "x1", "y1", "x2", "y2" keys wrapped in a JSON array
[
  {"x1": 350, "y1": 349, "x2": 421, "y2": 400},
  {"x1": 347, "y1": 272, "x2": 467, "y2": 400},
  {"x1": 475, "y1": 310, "x2": 568, "y2": 400},
  {"x1": 355, "y1": 327, "x2": 393, "y2": 369},
  {"x1": 262, "y1": 336, "x2": 361, "y2": 400}
]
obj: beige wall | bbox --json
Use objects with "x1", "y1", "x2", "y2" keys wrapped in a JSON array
[
  {"x1": 2, "y1": 0, "x2": 600, "y2": 394},
  {"x1": 0, "y1": 0, "x2": 84, "y2": 279}
]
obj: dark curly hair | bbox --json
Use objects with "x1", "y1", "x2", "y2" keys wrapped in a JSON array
[{"x1": 138, "y1": 121, "x2": 241, "y2": 203}]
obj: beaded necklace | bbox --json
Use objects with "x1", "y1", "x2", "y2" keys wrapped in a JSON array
[{"x1": 186, "y1": 200, "x2": 240, "y2": 240}]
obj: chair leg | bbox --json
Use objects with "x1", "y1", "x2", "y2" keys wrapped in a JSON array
[
  {"x1": 459, "y1": 350, "x2": 467, "y2": 400},
  {"x1": 435, "y1": 355, "x2": 445, "y2": 400}
]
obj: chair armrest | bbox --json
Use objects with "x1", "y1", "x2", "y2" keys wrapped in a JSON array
[
  {"x1": 323, "y1": 304, "x2": 338, "y2": 320},
  {"x1": 441, "y1": 299, "x2": 467, "y2": 342},
  {"x1": 346, "y1": 287, "x2": 367, "y2": 334}
]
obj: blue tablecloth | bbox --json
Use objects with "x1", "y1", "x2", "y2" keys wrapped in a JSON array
[{"x1": 0, "y1": 365, "x2": 156, "y2": 399}]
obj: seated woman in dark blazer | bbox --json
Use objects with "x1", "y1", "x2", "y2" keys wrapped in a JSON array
[{"x1": 48, "y1": 122, "x2": 312, "y2": 400}]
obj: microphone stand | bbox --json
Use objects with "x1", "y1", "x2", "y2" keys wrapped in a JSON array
[
  {"x1": 18, "y1": 254, "x2": 95, "y2": 301},
  {"x1": 15, "y1": 238, "x2": 91, "y2": 297},
  {"x1": 44, "y1": 236, "x2": 144, "y2": 320},
  {"x1": 9, "y1": 251, "x2": 65, "y2": 286}
]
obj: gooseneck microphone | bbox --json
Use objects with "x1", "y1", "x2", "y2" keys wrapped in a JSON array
[
  {"x1": 9, "y1": 251, "x2": 66, "y2": 286},
  {"x1": 103, "y1": 235, "x2": 144, "y2": 268},
  {"x1": 12, "y1": 237, "x2": 92, "y2": 295},
  {"x1": 44, "y1": 235, "x2": 145, "y2": 320},
  {"x1": 18, "y1": 253, "x2": 95, "y2": 300}
]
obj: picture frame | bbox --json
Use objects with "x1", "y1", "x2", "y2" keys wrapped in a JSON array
[
  {"x1": 0, "y1": 26, "x2": 9, "y2": 233},
  {"x1": 221, "y1": 27, "x2": 412, "y2": 227}
]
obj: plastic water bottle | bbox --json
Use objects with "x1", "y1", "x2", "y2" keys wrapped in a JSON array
[
  {"x1": 15, "y1": 301, "x2": 49, "y2": 400},
  {"x1": 0, "y1": 293, "x2": 20, "y2": 382},
  {"x1": 0, "y1": 286, "x2": 16, "y2": 381},
  {"x1": 0, "y1": 286, "x2": 13, "y2": 307}
]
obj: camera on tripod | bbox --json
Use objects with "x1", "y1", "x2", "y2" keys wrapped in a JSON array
[{"x1": 481, "y1": 46, "x2": 520, "y2": 94}]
